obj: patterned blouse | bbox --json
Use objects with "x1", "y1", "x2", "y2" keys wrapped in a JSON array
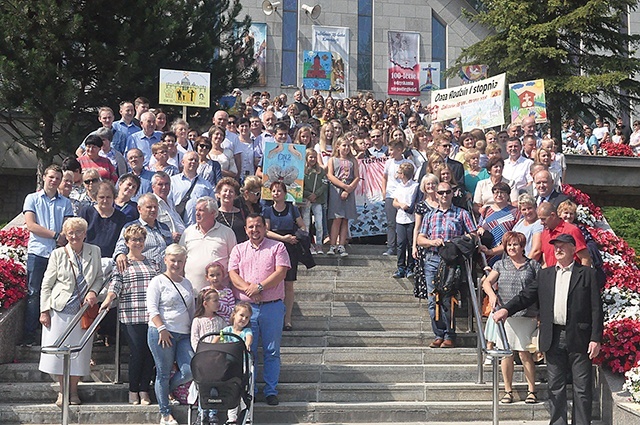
[{"x1": 108, "y1": 258, "x2": 160, "y2": 324}]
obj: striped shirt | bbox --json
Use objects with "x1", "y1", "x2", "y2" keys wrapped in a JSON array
[{"x1": 108, "y1": 258, "x2": 160, "y2": 324}]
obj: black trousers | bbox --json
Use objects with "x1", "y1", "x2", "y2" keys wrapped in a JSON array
[{"x1": 546, "y1": 325, "x2": 593, "y2": 425}]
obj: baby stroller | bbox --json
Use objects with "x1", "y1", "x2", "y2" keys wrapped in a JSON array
[{"x1": 188, "y1": 331, "x2": 255, "y2": 425}]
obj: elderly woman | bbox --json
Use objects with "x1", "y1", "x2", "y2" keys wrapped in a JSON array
[
  {"x1": 464, "y1": 148, "x2": 489, "y2": 199},
  {"x1": 147, "y1": 243, "x2": 195, "y2": 425},
  {"x1": 478, "y1": 182, "x2": 520, "y2": 264},
  {"x1": 215, "y1": 177, "x2": 247, "y2": 243},
  {"x1": 100, "y1": 225, "x2": 160, "y2": 405},
  {"x1": 482, "y1": 231, "x2": 541, "y2": 404},
  {"x1": 238, "y1": 175, "x2": 263, "y2": 216},
  {"x1": 193, "y1": 135, "x2": 223, "y2": 188},
  {"x1": 39, "y1": 217, "x2": 103, "y2": 407},
  {"x1": 71, "y1": 168, "x2": 101, "y2": 213},
  {"x1": 78, "y1": 135, "x2": 118, "y2": 183},
  {"x1": 512, "y1": 193, "x2": 543, "y2": 261},
  {"x1": 412, "y1": 173, "x2": 440, "y2": 299},
  {"x1": 473, "y1": 156, "x2": 517, "y2": 215}
]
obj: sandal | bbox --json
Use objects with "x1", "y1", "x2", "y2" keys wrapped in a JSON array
[
  {"x1": 283, "y1": 323, "x2": 293, "y2": 331},
  {"x1": 525, "y1": 391, "x2": 538, "y2": 404},
  {"x1": 500, "y1": 391, "x2": 513, "y2": 404}
]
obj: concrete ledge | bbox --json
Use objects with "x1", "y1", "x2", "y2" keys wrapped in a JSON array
[
  {"x1": 0, "y1": 299, "x2": 25, "y2": 364},
  {"x1": 600, "y1": 366, "x2": 640, "y2": 424}
]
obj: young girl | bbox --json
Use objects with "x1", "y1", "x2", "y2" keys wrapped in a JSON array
[
  {"x1": 204, "y1": 262, "x2": 235, "y2": 324},
  {"x1": 190, "y1": 289, "x2": 227, "y2": 425},
  {"x1": 326, "y1": 137, "x2": 360, "y2": 256},
  {"x1": 302, "y1": 149, "x2": 328, "y2": 255},
  {"x1": 214, "y1": 303, "x2": 254, "y2": 424}
]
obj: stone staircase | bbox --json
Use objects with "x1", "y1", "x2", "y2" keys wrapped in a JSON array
[{"x1": 0, "y1": 245, "x2": 602, "y2": 424}]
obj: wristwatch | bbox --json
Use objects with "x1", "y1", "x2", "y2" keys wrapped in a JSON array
[{"x1": 257, "y1": 283, "x2": 264, "y2": 292}]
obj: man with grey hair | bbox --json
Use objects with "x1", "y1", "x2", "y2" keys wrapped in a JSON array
[
  {"x1": 170, "y1": 152, "x2": 214, "y2": 226},
  {"x1": 179, "y1": 196, "x2": 237, "y2": 292},
  {"x1": 127, "y1": 111, "x2": 163, "y2": 166},
  {"x1": 113, "y1": 193, "x2": 173, "y2": 272},
  {"x1": 151, "y1": 171, "x2": 185, "y2": 243}
]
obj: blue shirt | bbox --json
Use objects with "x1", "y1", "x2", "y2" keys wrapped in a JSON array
[
  {"x1": 113, "y1": 218, "x2": 173, "y2": 267},
  {"x1": 170, "y1": 174, "x2": 214, "y2": 226},
  {"x1": 127, "y1": 130, "x2": 163, "y2": 165},
  {"x1": 23, "y1": 191, "x2": 74, "y2": 257},
  {"x1": 130, "y1": 169, "x2": 155, "y2": 202},
  {"x1": 113, "y1": 119, "x2": 141, "y2": 138}
]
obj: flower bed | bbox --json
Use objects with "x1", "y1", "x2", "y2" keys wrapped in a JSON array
[
  {"x1": 600, "y1": 142, "x2": 637, "y2": 157},
  {"x1": 0, "y1": 227, "x2": 28, "y2": 309},
  {"x1": 563, "y1": 183, "x2": 640, "y2": 402}
]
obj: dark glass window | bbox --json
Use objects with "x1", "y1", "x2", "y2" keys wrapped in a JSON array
[
  {"x1": 282, "y1": 0, "x2": 298, "y2": 86},
  {"x1": 357, "y1": 0, "x2": 373, "y2": 91},
  {"x1": 432, "y1": 13, "x2": 446, "y2": 89}
]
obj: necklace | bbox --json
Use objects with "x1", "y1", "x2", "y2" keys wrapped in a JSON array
[{"x1": 219, "y1": 210, "x2": 235, "y2": 228}]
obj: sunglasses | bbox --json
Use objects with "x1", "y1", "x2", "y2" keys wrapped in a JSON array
[
  {"x1": 228, "y1": 121, "x2": 236, "y2": 125},
  {"x1": 198, "y1": 144, "x2": 212, "y2": 149},
  {"x1": 84, "y1": 178, "x2": 99, "y2": 185},
  {"x1": 440, "y1": 144, "x2": 451, "y2": 148},
  {"x1": 437, "y1": 190, "x2": 453, "y2": 195}
]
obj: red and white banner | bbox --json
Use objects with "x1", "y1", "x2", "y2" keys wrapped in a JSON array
[{"x1": 387, "y1": 31, "x2": 420, "y2": 96}]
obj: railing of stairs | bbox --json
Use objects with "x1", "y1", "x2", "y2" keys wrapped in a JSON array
[
  {"x1": 464, "y1": 200, "x2": 512, "y2": 425},
  {"x1": 41, "y1": 288, "x2": 110, "y2": 425}
]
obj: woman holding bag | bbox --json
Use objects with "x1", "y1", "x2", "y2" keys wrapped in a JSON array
[{"x1": 39, "y1": 217, "x2": 104, "y2": 407}]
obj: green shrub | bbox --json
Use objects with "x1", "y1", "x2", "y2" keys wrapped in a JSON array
[{"x1": 603, "y1": 207, "x2": 640, "y2": 263}]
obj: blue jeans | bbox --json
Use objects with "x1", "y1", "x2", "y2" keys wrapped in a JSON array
[
  {"x1": 424, "y1": 253, "x2": 456, "y2": 341},
  {"x1": 147, "y1": 327, "x2": 193, "y2": 417},
  {"x1": 250, "y1": 300, "x2": 285, "y2": 397},
  {"x1": 122, "y1": 323, "x2": 154, "y2": 392},
  {"x1": 25, "y1": 254, "x2": 49, "y2": 340}
]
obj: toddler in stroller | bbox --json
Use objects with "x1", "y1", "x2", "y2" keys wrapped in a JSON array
[{"x1": 189, "y1": 303, "x2": 254, "y2": 425}]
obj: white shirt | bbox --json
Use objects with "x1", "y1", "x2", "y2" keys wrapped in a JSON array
[
  {"x1": 393, "y1": 180, "x2": 419, "y2": 224},
  {"x1": 553, "y1": 262, "x2": 574, "y2": 325},
  {"x1": 503, "y1": 155, "x2": 533, "y2": 191},
  {"x1": 154, "y1": 194, "x2": 185, "y2": 235},
  {"x1": 383, "y1": 157, "x2": 415, "y2": 198}
]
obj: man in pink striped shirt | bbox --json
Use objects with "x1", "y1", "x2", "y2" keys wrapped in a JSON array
[{"x1": 228, "y1": 213, "x2": 290, "y2": 406}]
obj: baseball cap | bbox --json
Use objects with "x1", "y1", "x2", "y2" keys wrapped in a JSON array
[{"x1": 549, "y1": 234, "x2": 576, "y2": 246}]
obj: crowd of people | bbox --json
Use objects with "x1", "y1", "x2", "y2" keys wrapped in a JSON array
[{"x1": 21, "y1": 89, "x2": 606, "y2": 425}]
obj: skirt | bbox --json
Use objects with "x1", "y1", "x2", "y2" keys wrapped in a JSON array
[
  {"x1": 39, "y1": 310, "x2": 93, "y2": 377},
  {"x1": 496, "y1": 316, "x2": 538, "y2": 352}
]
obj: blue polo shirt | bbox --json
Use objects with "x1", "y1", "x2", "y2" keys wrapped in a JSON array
[
  {"x1": 170, "y1": 174, "x2": 213, "y2": 226},
  {"x1": 113, "y1": 119, "x2": 141, "y2": 138},
  {"x1": 23, "y1": 190, "x2": 74, "y2": 258},
  {"x1": 127, "y1": 130, "x2": 163, "y2": 165}
]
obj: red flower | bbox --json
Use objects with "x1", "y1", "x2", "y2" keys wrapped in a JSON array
[
  {"x1": 0, "y1": 227, "x2": 29, "y2": 248},
  {"x1": 562, "y1": 184, "x2": 603, "y2": 220},
  {"x1": 601, "y1": 142, "x2": 637, "y2": 157},
  {"x1": 597, "y1": 318, "x2": 640, "y2": 373},
  {"x1": 0, "y1": 257, "x2": 27, "y2": 309}
]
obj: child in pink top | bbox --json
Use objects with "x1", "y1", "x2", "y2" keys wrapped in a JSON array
[{"x1": 204, "y1": 261, "x2": 235, "y2": 324}]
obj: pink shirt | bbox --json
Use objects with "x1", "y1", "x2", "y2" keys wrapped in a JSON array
[{"x1": 228, "y1": 237, "x2": 290, "y2": 303}]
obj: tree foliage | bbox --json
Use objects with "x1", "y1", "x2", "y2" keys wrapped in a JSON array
[
  {"x1": 452, "y1": 0, "x2": 640, "y2": 136},
  {"x1": 0, "y1": 0, "x2": 257, "y2": 178}
]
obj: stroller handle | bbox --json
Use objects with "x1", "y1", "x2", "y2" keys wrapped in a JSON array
[{"x1": 199, "y1": 331, "x2": 244, "y2": 344}]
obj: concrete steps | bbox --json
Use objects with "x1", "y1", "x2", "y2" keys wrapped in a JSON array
[{"x1": 0, "y1": 244, "x2": 601, "y2": 423}]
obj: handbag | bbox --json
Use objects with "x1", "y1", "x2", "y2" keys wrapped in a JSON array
[
  {"x1": 175, "y1": 176, "x2": 199, "y2": 217},
  {"x1": 65, "y1": 246, "x2": 99, "y2": 330}
]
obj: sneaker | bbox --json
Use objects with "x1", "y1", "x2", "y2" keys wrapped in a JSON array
[
  {"x1": 160, "y1": 415, "x2": 179, "y2": 425},
  {"x1": 310, "y1": 245, "x2": 317, "y2": 255},
  {"x1": 382, "y1": 248, "x2": 396, "y2": 256},
  {"x1": 405, "y1": 270, "x2": 415, "y2": 279},
  {"x1": 315, "y1": 244, "x2": 324, "y2": 254},
  {"x1": 337, "y1": 245, "x2": 348, "y2": 257},
  {"x1": 392, "y1": 268, "x2": 405, "y2": 278},
  {"x1": 327, "y1": 246, "x2": 336, "y2": 255},
  {"x1": 484, "y1": 355, "x2": 494, "y2": 365},
  {"x1": 265, "y1": 394, "x2": 279, "y2": 406}
]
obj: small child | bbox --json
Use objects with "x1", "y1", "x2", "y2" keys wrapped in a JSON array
[
  {"x1": 302, "y1": 149, "x2": 328, "y2": 254},
  {"x1": 391, "y1": 162, "x2": 418, "y2": 278},
  {"x1": 352, "y1": 137, "x2": 369, "y2": 159},
  {"x1": 381, "y1": 139, "x2": 415, "y2": 256},
  {"x1": 190, "y1": 289, "x2": 227, "y2": 425},
  {"x1": 204, "y1": 262, "x2": 236, "y2": 324},
  {"x1": 576, "y1": 136, "x2": 591, "y2": 155},
  {"x1": 213, "y1": 303, "x2": 254, "y2": 424}
]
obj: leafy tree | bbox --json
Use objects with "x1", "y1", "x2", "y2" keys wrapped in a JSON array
[
  {"x1": 451, "y1": 0, "x2": 640, "y2": 137},
  {"x1": 0, "y1": 0, "x2": 257, "y2": 182}
]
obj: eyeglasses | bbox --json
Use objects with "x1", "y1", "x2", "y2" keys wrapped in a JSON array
[
  {"x1": 228, "y1": 121, "x2": 236, "y2": 125},
  {"x1": 84, "y1": 178, "x2": 99, "y2": 185},
  {"x1": 492, "y1": 190, "x2": 508, "y2": 195},
  {"x1": 437, "y1": 190, "x2": 453, "y2": 195},
  {"x1": 128, "y1": 237, "x2": 145, "y2": 243},
  {"x1": 439, "y1": 144, "x2": 451, "y2": 148},
  {"x1": 198, "y1": 144, "x2": 212, "y2": 149},
  {"x1": 251, "y1": 191, "x2": 261, "y2": 197}
]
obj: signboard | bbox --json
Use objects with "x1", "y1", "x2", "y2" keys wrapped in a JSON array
[
  {"x1": 261, "y1": 142, "x2": 306, "y2": 203},
  {"x1": 419, "y1": 62, "x2": 441, "y2": 92},
  {"x1": 509, "y1": 79, "x2": 548, "y2": 124},
  {"x1": 459, "y1": 65, "x2": 489, "y2": 83},
  {"x1": 460, "y1": 97, "x2": 505, "y2": 131},
  {"x1": 302, "y1": 51, "x2": 333, "y2": 91},
  {"x1": 430, "y1": 73, "x2": 506, "y2": 122},
  {"x1": 248, "y1": 23, "x2": 267, "y2": 87},
  {"x1": 312, "y1": 26, "x2": 350, "y2": 97},
  {"x1": 350, "y1": 157, "x2": 386, "y2": 237},
  {"x1": 387, "y1": 31, "x2": 420, "y2": 96},
  {"x1": 159, "y1": 69, "x2": 210, "y2": 108}
]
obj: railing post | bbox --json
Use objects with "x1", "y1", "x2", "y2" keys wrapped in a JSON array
[
  {"x1": 62, "y1": 349, "x2": 71, "y2": 425},
  {"x1": 476, "y1": 277, "x2": 485, "y2": 385},
  {"x1": 114, "y1": 303, "x2": 121, "y2": 384},
  {"x1": 492, "y1": 356, "x2": 500, "y2": 425}
]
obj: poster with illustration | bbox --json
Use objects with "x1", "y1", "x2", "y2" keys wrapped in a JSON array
[
  {"x1": 349, "y1": 156, "x2": 386, "y2": 237},
  {"x1": 460, "y1": 97, "x2": 505, "y2": 131},
  {"x1": 509, "y1": 79, "x2": 547, "y2": 124},
  {"x1": 303, "y1": 51, "x2": 333, "y2": 91},
  {"x1": 387, "y1": 31, "x2": 420, "y2": 96},
  {"x1": 261, "y1": 142, "x2": 306, "y2": 203},
  {"x1": 312, "y1": 26, "x2": 350, "y2": 97},
  {"x1": 459, "y1": 65, "x2": 489, "y2": 83},
  {"x1": 419, "y1": 62, "x2": 441, "y2": 91}
]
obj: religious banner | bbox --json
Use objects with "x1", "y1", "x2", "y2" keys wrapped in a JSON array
[
  {"x1": 302, "y1": 51, "x2": 333, "y2": 91},
  {"x1": 261, "y1": 142, "x2": 306, "y2": 203},
  {"x1": 248, "y1": 23, "x2": 268, "y2": 87},
  {"x1": 430, "y1": 73, "x2": 506, "y2": 122},
  {"x1": 159, "y1": 69, "x2": 210, "y2": 108},
  {"x1": 419, "y1": 62, "x2": 441, "y2": 92},
  {"x1": 460, "y1": 97, "x2": 505, "y2": 131},
  {"x1": 509, "y1": 79, "x2": 548, "y2": 124},
  {"x1": 459, "y1": 65, "x2": 489, "y2": 83},
  {"x1": 312, "y1": 26, "x2": 350, "y2": 97},
  {"x1": 350, "y1": 157, "x2": 387, "y2": 237},
  {"x1": 387, "y1": 31, "x2": 420, "y2": 96}
]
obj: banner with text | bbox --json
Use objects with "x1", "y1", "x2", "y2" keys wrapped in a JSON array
[
  {"x1": 312, "y1": 26, "x2": 349, "y2": 97},
  {"x1": 159, "y1": 69, "x2": 211, "y2": 108},
  {"x1": 430, "y1": 73, "x2": 506, "y2": 123},
  {"x1": 509, "y1": 79, "x2": 547, "y2": 124},
  {"x1": 350, "y1": 157, "x2": 386, "y2": 238},
  {"x1": 387, "y1": 31, "x2": 420, "y2": 96}
]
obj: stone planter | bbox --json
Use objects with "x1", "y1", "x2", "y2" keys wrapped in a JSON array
[{"x1": 0, "y1": 298, "x2": 25, "y2": 364}]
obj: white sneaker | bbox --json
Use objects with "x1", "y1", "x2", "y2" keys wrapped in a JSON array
[
  {"x1": 160, "y1": 415, "x2": 178, "y2": 425},
  {"x1": 337, "y1": 245, "x2": 348, "y2": 257},
  {"x1": 484, "y1": 355, "x2": 494, "y2": 365},
  {"x1": 327, "y1": 246, "x2": 336, "y2": 255}
]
